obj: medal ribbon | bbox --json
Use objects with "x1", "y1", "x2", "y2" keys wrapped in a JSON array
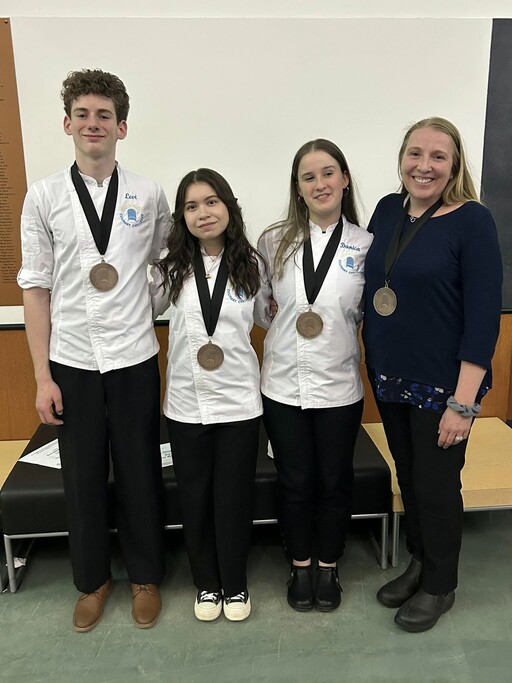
[
  {"x1": 193, "y1": 246, "x2": 229, "y2": 338},
  {"x1": 70, "y1": 162, "x2": 119, "y2": 257},
  {"x1": 383, "y1": 196, "x2": 443, "y2": 283},
  {"x1": 302, "y1": 217, "x2": 343, "y2": 305}
]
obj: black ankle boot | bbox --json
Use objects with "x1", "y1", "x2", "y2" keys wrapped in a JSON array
[
  {"x1": 287, "y1": 565, "x2": 314, "y2": 611},
  {"x1": 394, "y1": 588, "x2": 455, "y2": 632},
  {"x1": 314, "y1": 566, "x2": 342, "y2": 612},
  {"x1": 376, "y1": 557, "x2": 422, "y2": 608}
]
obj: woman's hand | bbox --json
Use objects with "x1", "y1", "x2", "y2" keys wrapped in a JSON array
[
  {"x1": 437, "y1": 408, "x2": 472, "y2": 449},
  {"x1": 437, "y1": 360, "x2": 485, "y2": 448}
]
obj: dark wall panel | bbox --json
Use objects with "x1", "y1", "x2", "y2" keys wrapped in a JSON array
[{"x1": 482, "y1": 19, "x2": 512, "y2": 311}]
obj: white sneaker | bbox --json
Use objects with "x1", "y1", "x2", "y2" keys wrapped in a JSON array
[
  {"x1": 223, "y1": 589, "x2": 251, "y2": 621},
  {"x1": 194, "y1": 590, "x2": 222, "y2": 621}
]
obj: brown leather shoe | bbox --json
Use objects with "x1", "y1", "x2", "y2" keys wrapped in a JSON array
[
  {"x1": 73, "y1": 577, "x2": 113, "y2": 632},
  {"x1": 131, "y1": 583, "x2": 161, "y2": 629}
]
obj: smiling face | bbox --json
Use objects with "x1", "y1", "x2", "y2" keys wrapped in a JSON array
[
  {"x1": 400, "y1": 126, "x2": 454, "y2": 212},
  {"x1": 296, "y1": 150, "x2": 348, "y2": 228},
  {"x1": 183, "y1": 182, "x2": 229, "y2": 255},
  {"x1": 63, "y1": 94, "x2": 127, "y2": 165}
]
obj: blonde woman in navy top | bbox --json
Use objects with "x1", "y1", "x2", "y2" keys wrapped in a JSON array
[{"x1": 363, "y1": 117, "x2": 502, "y2": 632}]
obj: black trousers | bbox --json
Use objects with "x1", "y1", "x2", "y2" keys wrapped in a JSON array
[
  {"x1": 51, "y1": 356, "x2": 165, "y2": 593},
  {"x1": 376, "y1": 400, "x2": 468, "y2": 593},
  {"x1": 166, "y1": 416, "x2": 260, "y2": 597},
  {"x1": 262, "y1": 395, "x2": 363, "y2": 564}
]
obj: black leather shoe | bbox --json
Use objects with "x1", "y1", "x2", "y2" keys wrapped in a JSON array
[
  {"x1": 314, "y1": 566, "x2": 342, "y2": 612},
  {"x1": 394, "y1": 588, "x2": 455, "y2": 632},
  {"x1": 376, "y1": 557, "x2": 422, "y2": 608},
  {"x1": 287, "y1": 565, "x2": 314, "y2": 611}
]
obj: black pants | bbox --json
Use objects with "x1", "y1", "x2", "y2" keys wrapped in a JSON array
[
  {"x1": 376, "y1": 400, "x2": 468, "y2": 593},
  {"x1": 167, "y1": 416, "x2": 260, "y2": 597},
  {"x1": 262, "y1": 396, "x2": 363, "y2": 564},
  {"x1": 51, "y1": 356, "x2": 165, "y2": 593}
]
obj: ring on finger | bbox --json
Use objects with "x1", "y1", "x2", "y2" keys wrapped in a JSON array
[{"x1": 454, "y1": 435, "x2": 463, "y2": 442}]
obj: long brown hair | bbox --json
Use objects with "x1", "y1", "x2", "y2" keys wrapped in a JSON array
[
  {"x1": 264, "y1": 139, "x2": 360, "y2": 279},
  {"x1": 157, "y1": 169, "x2": 260, "y2": 305}
]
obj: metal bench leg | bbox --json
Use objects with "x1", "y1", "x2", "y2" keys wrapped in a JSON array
[
  {"x1": 4, "y1": 536, "x2": 18, "y2": 593},
  {"x1": 391, "y1": 512, "x2": 400, "y2": 567},
  {"x1": 379, "y1": 514, "x2": 389, "y2": 569},
  {"x1": 3, "y1": 535, "x2": 35, "y2": 593},
  {"x1": 359, "y1": 514, "x2": 389, "y2": 569}
]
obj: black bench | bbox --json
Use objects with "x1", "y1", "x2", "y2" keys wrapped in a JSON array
[{"x1": 1, "y1": 419, "x2": 391, "y2": 592}]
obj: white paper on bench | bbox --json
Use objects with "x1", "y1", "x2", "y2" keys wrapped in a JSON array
[
  {"x1": 18, "y1": 439, "x2": 173, "y2": 469},
  {"x1": 19, "y1": 439, "x2": 61, "y2": 468}
]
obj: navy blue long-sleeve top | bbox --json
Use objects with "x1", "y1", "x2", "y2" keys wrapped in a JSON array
[{"x1": 362, "y1": 193, "x2": 502, "y2": 393}]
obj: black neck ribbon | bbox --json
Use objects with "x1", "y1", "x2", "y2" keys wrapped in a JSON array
[
  {"x1": 384, "y1": 196, "x2": 444, "y2": 283},
  {"x1": 302, "y1": 217, "x2": 343, "y2": 306},
  {"x1": 70, "y1": 162, "x2": 119, "y2": 257},
  {"x1": 193, "y1": 246, "x2": 229, "y2": 338}
]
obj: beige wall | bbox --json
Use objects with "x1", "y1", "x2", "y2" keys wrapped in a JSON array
[{"x1": 0, "y1": 12, "x2": 499, "y2": 326}]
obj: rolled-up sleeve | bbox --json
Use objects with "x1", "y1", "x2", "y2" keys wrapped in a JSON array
[
  {"x1": 17, "y1": 183, "x2": 54, "y2": 290},
  {"x1": 253, "y1": 253, "x2": 273, "y2": 330},
  {"x1": 147, "y1": 186, "x2": 172, "y2": 319},
  {"x1": 149, "y1": 248, "x2": 171, "y2": 319},
  {"x1": 148, "y1": 185, "x2": 172, "y2": 266}
]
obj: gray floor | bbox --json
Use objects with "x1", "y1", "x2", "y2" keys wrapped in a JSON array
[{"x1": 1, "y1": 512, "x2": 511, "y2": 683}]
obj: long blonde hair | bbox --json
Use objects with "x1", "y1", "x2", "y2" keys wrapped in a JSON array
[{"x1": 398, "y1": 117, "x2": 480, "y2": 205}]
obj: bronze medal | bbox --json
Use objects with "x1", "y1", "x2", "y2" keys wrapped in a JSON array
[
  {"x1": 197, "y1": 342, "x2": 224, "y2": 370},
  {"x1": 376, "y1": 197, "x2": 444, "y2": 318},
  {"x1": 373, "y1": 286, "x2": 397, "y2": 316},
  {"x1": 296, "y1": 310, "x2": 324, "y2": 338},
  {"x1": 90, "y1": 261, "x2": 119, "y2": 292},
  {"x1": 71, "y1": 163, "x2": 120, "y2": 293},
  {"x1": 300, "y1": 218, "x2": 343, "y2": 338},
  {"x1": 193, "y1": 248, "x2": 228, "y2": 370}
]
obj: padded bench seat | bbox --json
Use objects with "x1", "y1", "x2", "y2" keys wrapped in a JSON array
[{"x1": 1, "y1": 419, "x2": 391, "y2": 592}]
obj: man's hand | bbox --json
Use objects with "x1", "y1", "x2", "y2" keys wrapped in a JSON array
[{"x1": 36, "y1": 378, "x2": 64, "y2": 425}]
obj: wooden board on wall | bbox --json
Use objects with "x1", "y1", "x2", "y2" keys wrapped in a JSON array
[
  {"x1": 483, "y1": 312, "x2": 512, "y2": 421},
  {"x1": 2, "y1": 316, "x2": 511, "y2": 441},
  {"x1": 0, "y1": 18, "x2": 27, "y2": 306},
  {"x1": 0, "y1": 328, "x2": 39, "y2": 440}
]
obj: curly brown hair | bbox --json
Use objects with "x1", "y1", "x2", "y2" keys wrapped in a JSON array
[
  {"x1": 158, "y1": 169, "x2": 261, "y2": 305},
  {"x1": 61, "y1": 69, "x2": 130, "y2": 123}
]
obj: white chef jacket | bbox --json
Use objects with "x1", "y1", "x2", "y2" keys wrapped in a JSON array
[
  {"x1": 17, "y1": 165, "x2": 171, "y2": 373},
  {"x1": 258, "y1": 218, "x2": 373, "y2": 409},
  {"x1": 162, "y1": 252, "x2": 272, "y2": 424}
]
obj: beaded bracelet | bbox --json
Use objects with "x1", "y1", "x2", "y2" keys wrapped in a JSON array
[{"x1": 446, "y1": 396, "x2": 481, "y2": 418}]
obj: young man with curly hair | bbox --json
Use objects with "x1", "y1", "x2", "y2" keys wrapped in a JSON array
[{"x1": 18, "y1": 69, "x2": 170, "y2": 632}]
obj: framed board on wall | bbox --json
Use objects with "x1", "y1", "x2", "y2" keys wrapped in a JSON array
[{"x1": 0, "y1": 18, "x2": 26, "y2": 309}]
